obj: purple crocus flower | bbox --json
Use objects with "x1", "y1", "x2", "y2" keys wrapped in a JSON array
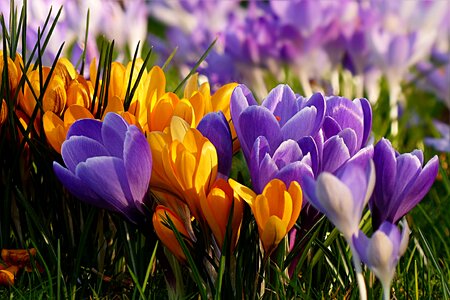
[
  {"x1": 370, "y1": 138, "x2": 439, "y2": 230},
  {"x1": 53, "y1": 113, "x2": 152, "y2": 224},
  {"x1": 230, "y1": 84, "x2": 325, "y2": 193},
  {"x1": 304, "y1": 159, "x2": 375, "y2": 240},
  {"x1": 231, "y1": 84, "x2": 325, "y2": 162},
  {"x1": 353, "y1": 220, "x2": 409, "y2": 300},
  {"x1": 197, "y1": 111, "x2": 233, "y2": 178}
]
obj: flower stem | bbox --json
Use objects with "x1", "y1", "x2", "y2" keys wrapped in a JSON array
[{"x1": 350, "y1": 244, "x2": 367, "y2": 300}]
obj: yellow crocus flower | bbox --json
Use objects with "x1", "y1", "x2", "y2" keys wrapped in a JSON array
[
  {"x1": 152, "y1": 205, "x2": 193, "y2": 262},
  {"x1": 200, "y1": 178, "x2": 244, "y2": 250},
  {"x1": 148, "y1": 116, "x2": 218, "y2": 221},
  {"x1": 229, "y1": 178, "x2": 302, "y2": 255}
]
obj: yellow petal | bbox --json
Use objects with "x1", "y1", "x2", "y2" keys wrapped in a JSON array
[
  {"x1": 109, "y1": 62, "x2": 126, "y2": 99},
  {"x1": 152, "y1": 205, "x2": 191, "y2": 262},
  {"x1": 189, "y1": 92, "x2": 205, "y2": 127},
  {"x1": 287, "y1": 181, "x2": 303, "y2": 232},
  {"x1": 64, "y1": 105, "x2": 93, "y2": 125},
  {"x1": 228, "y1": 178, "x2": 257, "y2": 207},
  {"x1": 66, "y1": 80, "x2": 90, "y2": 108},
  {"x1": 183, "y1": 73, "x2": 198, "y2": 99},
  {"x1": 211, "y1": 82, "x2": 239, "y2": 116},
  {"x1": 43, "y1": 111, "x2": 65, "y2": 153},
  {"x1": 262, "y1": 179, "x2": 287, "y2": 216},
  {"x1": 151, "y1": 98, "x2": 175, "y2": 131},
  {"x1": 199, "y1": 82, "x2": 212, "y2": 113},
  {"x1": 169, "y1": 116, "x2": 190, "y2": 142},
  {"x1": 260, "y1": 216, "x2": 285, "y2": 254},
  {"x1": 254, "y1": 194, "x2": 270, "y2": 234},
  {"x1": 147, "y1": 65, "x2": 166, "y2": 100},
  {"x1": 102, "y1": 95, "x2": 124, "y2": 119},
  {"x1": 173, "y1": 100, "x2": 195, "y2": 127},
  {"x1": 42, "y1": 75, "x2": 67, "y2": 115},
  {"x1": 175, "y1": 150, "x2": 196, "y2": 191},
  {"x1": 0, "y1": 99, "x2": 7, "y2": 127},
  {"x1": 195, "y1": 140, "x2": 218, "y2": 193}
]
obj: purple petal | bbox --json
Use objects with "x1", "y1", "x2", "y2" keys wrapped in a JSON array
[
  {"x1": 249, "y1": 136, "x2": 271, "y2": 188},
  {"x1": 238, "y1": 105, "x2": 282, "y2": 159},
  {"x1": 281, "y1": 106, "x2": 319, "y2": 141},
  {"x1": 303, "y1": 175, "x2": 323, "y2": 212},
  {"x1": 298, "y1": 136, "x2": 319, "y2": 176},
  {"x1": 61, "y1": 136, "x2": 109, "y2": 173},
  {"x1": 322, "y1": 135, "x2": 351, "y2": 173},
  {"x1": 322, "y1": 116, "x2": 342, "y2": 140},
  {"x1": 276, "y1": 161, "x2": 314, "y2": 203},
  {"x1": 124, "y1": 126, "x2": 152, "y2": 211},
  {"x1": 261, "y1": 84, "x2": 297, "y2": 126},
  {"x1": 354, "y1": 98, "x2": 372, "y2": 147},
  {"x1": 371, "y1": 139, "x2": 397, "y2": 227},
  {"x1": 272, "y1": 140, "x2": 303, "y2": 169},
  {"x1": 67, "y1": 118, "x2": 103, "y2": 142},
  {"x1": 300, "y1": 93, "x2": 326, "y2": 134},
  {"x1": 53, "y1": 162, "x2": 100, "y2": 204},
  {"x1": 337, "y1": 162, "x2": 368, "y2": 213},
  {"x1": 338, "y1": 128, "x2": 358, "y2": 156},
  {"x1": 389, "y1": 153, "x2": 422, "y2": 215},
  {"x1": 352, "y1": 231, "x2": 371, "y2": 266},
  {"x1": 198, "y1": 112, "x2": 232, "y2": 177},
  {"x1": 230, "y1": 84, "x2": 257, "y2": 146},
  {"x1": 76, "y1": 157, "x2": 134, "y2": 218},
  {"x1": 102, "y1": 112, "x2": 129, "y2": 158},
  {"x1": 255, "y1": 153, "x2": 279, "y2": 194},
  {"x1": 392, "y1": 155, "x2": 439, "y2": 222},
  {"x1": 326, "y1": 97, "x2": 364, "y2": 148}
]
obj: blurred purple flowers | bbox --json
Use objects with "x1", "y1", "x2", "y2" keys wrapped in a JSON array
[{"x1": 53, "y1": 113, "x2": 152, "y2": 223}]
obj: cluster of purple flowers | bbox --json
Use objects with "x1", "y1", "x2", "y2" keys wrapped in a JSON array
[{"x1": 149, "y1": 0, "x2": 448, "y2": 101}]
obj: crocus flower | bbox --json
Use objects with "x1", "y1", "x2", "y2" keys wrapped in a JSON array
[
  {"x1": 303, "y1": 159, "x2": 375, "y2": 240},
  {"x1": 229, "y1": 178, "x2": 302, "y2": 255},
  {"x1": 370, "y1": 138, "x2": 439, "y2": 229},
  {"x1": 200, "y1": 179, "x2": 244, "y2": 250},
  {"x1": 230, "y1": 84, "x2": 325, "y2": 162},
  {"x1": 153, "y1": 205, "x2": 193, "y2": 262},
  {"x1": 53, "y1": 112, "x2": 152, "y2": 223},
  {"x1": 148, "y1": 116, "x2": 218, "y2": 221},
  {"x1": 353, "y1": 220, "x2": 409, "y2": 300}
]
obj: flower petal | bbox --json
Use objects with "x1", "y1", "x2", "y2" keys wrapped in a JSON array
[
  {"x1": 53, "y1": 162, "x2": 100, "y2": 204},
  {"x1": 261, "y1": 84, "x2": 297, "y2": 126},
  {"x1": 238, "y1": 105, "x2": 281, "y2": 159},
  {"x1": 101, "y1": 112, "x2": 129, "y2": 158},
  {"x1": 197, "y1": 112, "x2": 233, "y2": 178},
  {"x1": 67, "y1": 118, "x2": 102, "y2": 142},
  {"x1": 61, "y1": 136, "x2": 109, "y2": 173},
  {"x1": 124, "y1": 126, "x2": 152, "y2": 210},
  {"x1": 76, "y1": 156, "x2": 135, "y2": 221}
]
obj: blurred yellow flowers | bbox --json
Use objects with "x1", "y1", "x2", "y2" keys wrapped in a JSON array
[{"x1": 230, "y1": 179, "x2": 302, "y2": 254}]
